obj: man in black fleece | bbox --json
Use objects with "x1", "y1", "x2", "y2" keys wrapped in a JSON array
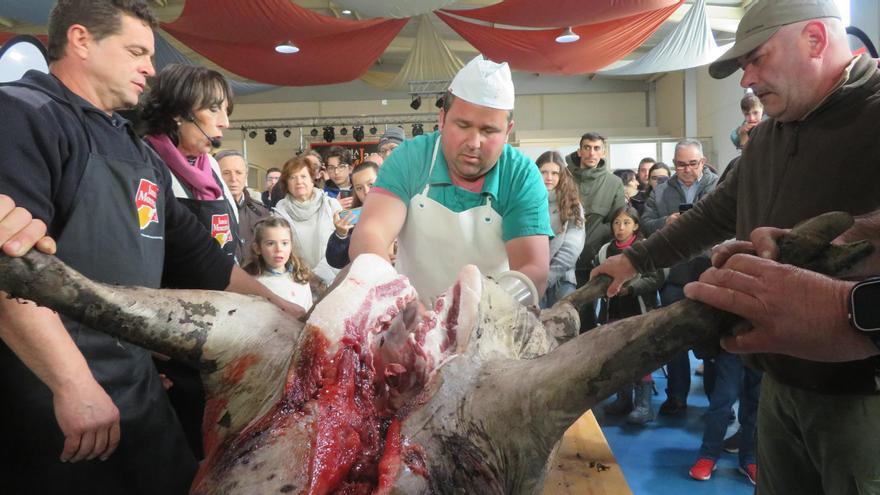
[{"x1": 594, "y1": 1, "x2": 880, "y2": 493}]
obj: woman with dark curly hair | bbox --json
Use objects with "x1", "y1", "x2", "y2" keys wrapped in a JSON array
[
  {"x1": 140, "y1": 63, "x2": 240, "y2": 266},
  {"x1": 536, "y1": 150, "x2": 585, "y2": 307},
  {"x1": 138, "y1": 63, "x2": 237, "y2": 461}
]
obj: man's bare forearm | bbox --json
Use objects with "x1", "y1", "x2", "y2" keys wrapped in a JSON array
[
  {"x1": 349, "y1": 228, "x2": 393, "y2": 262},
  {"x1": 0, "y1": 295, "x2": 94, "y2": 393}
]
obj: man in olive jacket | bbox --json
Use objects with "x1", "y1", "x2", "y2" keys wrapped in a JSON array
[
  {"x1": 593, "y1": 1, "x2": 880, "y2": 492},
  {"x1": 567, "y1": 132, "x2": 625, "y2": 330}
]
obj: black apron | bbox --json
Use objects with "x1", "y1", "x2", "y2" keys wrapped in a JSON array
[
  {"x1": 0, "y1": 85, "x2": 196, "y2": 494},
  {"x1": 174, "y1": 171, "x2": 240, "y2": 262},
  {"x1": 157, "y1": 170, "x2": 240, "y2": 460}
]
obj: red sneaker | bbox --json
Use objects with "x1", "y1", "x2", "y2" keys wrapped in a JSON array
[
  {"x1": 739, "y1": 463, "x2": 757, "y2": 485},
  {"x1": 689, "y1": 458, "x2": 716, "y2": 481}
]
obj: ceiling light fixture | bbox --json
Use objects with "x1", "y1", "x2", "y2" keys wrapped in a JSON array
[
  {"x1": 369, "y1": 126, "x2": 378, "y2": 135},
  {"x1": 323, "y1": 126, "x2": 335, "y2": 143},
  {"x1": 340, "y1": 127, "x2": 348, "y2": 136},
  {"x1": 265, "y1": 128, "x2": 277, "y2": 145},
  {"x1": 352, "y1": 126, "x2": 364, "y2": 142},
  {"x1": 275, "y1": 40, "x2": 300, "y2": 54},
  {"x1": 248, "y1": 130, "x2": 257, "y2": 139},
  {"x1": 341, "y1": 9, "x2": 352, "y2": 15},
  {"x1": 410, "y1": 95, "x2": 422, "y2": 110},
  {"x1": 283, "y1": 129, "x2": 292, "y2": 138},
  {"x1": 310, "y1": 128, "x2": 319, "y2": 137},
  {"x1": 555, "y1": 27, "x2": 579, "y2": 44},
  {"x1": 435, "y1": 95, "x2": 444, "y2": 109},
  {"x1": 411, "y1": 123, "x2": 423, "y2": 137}
]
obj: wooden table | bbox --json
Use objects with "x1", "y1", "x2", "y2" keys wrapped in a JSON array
[{"x1": 542, "y1": 411, "x2": 632, "y2": 495}]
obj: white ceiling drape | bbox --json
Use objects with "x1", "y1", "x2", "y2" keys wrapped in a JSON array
[
  {"x1": 363, "y1": 14, "x2": 464, "y2": 91},
  {"x1": 332, "y1": 0, "x2": 457, "y2": 19},
  {"x1": 600, "y1": 0, "x2": 733, "y2": 76}
]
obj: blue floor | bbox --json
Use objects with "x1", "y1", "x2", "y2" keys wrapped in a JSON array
[{"x1": 595, "y1": 352, "x2": 756, "y2": 495}]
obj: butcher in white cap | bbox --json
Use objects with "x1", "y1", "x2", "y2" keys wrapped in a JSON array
[{"x1": 351, "y1": 55, "x2": 552, "y2": 303}]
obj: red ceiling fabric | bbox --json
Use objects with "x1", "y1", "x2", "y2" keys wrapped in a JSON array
[
  {"x1": 161, "y1": 0, "x2": 408, "y2": 86},
  {"x1": 441, "y1": 0, "x2": 681, "y2": 28},
  {"x1": 435, "y1": 1, "x2": 682, "y2": 75},
  {"x1": 0, "y1": 33, "x2": 48, "y2": 46}
]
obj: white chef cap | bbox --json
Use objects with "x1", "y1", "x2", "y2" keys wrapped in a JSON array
[{"x1": 448, "y1": 55, "x2": 515, "y2": 111}]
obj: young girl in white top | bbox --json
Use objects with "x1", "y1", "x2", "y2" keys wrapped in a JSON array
[{"x1": 243, "y1": 217, "x2": 313, "y2": 310}]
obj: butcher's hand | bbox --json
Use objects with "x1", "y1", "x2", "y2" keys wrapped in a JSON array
[
  {"x1": 53, "y1": 376, "x2": 120, "y2": 462},
  {"x1": 0, "y1": 194, "x2": 56, "y2": 256},
  {"x1": 590, "y1": 253, "x2": 638, "y2": 297},
  {"x1": 684, "y1": 253, "x2": 879, "y2": 363}
]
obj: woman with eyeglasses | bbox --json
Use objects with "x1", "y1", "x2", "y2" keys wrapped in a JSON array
[{"x1": 273, "y1": 154, "x2": 342, "y2": 286}]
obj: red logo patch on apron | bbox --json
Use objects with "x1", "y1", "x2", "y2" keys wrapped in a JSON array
[
  {"x1": 212, "y1": 214, "x2": 231, "y2": 248},
  {"x1": 135, "y1": 178, "x2": 159, "y2": 230}
]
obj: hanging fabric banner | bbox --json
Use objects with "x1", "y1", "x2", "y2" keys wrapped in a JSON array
[
  {"x1": 436, "y1": 1, "x2": 682, "y2": 75},
  {"x1": 600, "y1": 0, "x2": 733, "y2": 75},
  {"x1": 161, "y1": 0, "x2": 408, "y2": 86}
]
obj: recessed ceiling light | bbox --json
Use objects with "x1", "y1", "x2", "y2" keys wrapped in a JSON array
[
  {"x1": 555, "y1": 27, "x2": 579, "y2": 44},
  {"x1": 275, "y1": 40, "x2": 299, "y2": 54}
]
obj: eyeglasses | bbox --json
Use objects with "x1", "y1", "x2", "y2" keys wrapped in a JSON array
[
  {"x1": 649, "y1": 175, "x2": 669, "y2": 183},
  {"x1": 673, "y1": 159, "x2": 702, "y2": 169},
  {"x1": 326, "y1": 164, "x2": 349, "y2": 172}
]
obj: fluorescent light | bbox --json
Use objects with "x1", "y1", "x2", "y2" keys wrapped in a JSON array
[
  {"x1": 275, "y1": 41, "x2": 299, "y2": 54},
  {"x1": 555, "y1": 27, "x2": 579, "y2": 44},
  {"x1": 341, "y1": 9, "x2": 352, "y2": 15}
]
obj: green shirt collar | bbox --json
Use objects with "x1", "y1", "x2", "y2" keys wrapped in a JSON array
[{"x1": 428, "y1": 132, "x2": 501, "y2": 199}]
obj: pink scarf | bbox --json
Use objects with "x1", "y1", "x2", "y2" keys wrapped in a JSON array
[
  {"x1": 614, "y1": 235, "x2": 637, "y2": 250},
  {"x1": 145, "y1": 134, "x2": 222, "y2": 200}
]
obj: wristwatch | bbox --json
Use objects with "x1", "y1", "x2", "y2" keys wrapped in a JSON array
[{"x1": 848, "y1": 277, "x2": 880, "y2": 349}]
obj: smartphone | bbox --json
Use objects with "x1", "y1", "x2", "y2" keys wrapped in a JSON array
[
  {"x1": 341, "y1": 207, "x2": 362, "y2": 225},
  {"x1": 337, "y1": 189, "x2": 353, "y2": 199},
  {"x1": 679, "y1": 203, "x2": 693, "y2": 213}
]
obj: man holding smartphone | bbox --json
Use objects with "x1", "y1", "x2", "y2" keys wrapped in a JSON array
[{"x1": 640, "y1": 138, "x2": 719, "y2": 416}]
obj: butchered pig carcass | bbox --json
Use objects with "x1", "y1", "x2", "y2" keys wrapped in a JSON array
[{"x1": 0, "y1": 212, "x2": 870, "y2": 494}]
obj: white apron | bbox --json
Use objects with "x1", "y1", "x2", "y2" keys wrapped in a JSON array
[{"x1": 395, "y1": 137, "x2": 509, "y2": 302}]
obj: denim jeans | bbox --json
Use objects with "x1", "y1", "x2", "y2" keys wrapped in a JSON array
[
  {"x1": 540, "y1": 280, "x2": 576, "y2": 309},
  {"x1": 660, "y1": 283, "x2": 690, "y2": 401},
  {"x1": 698, "y1": 350, "x2": 762, "y2": 466}
]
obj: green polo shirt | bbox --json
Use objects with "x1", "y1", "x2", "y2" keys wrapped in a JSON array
[{"x1": 374, "y1": 131, "x2": 552, "y2": 241}]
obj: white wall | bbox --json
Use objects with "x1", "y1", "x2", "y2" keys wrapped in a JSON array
[
  {"x1": 224, "y1": 90, "x2": 653, "y2": 186},
  {"x1": 696, "y1": 65, "x2": 745, "y2": 171}
]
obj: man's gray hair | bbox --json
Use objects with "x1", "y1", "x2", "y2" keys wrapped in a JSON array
[
  {"x1": 215, "y1": 149, "x2": 245, "y2": 162},
  {"x1": 675, "y1": 138, "x2": 704, "y2": 157}
]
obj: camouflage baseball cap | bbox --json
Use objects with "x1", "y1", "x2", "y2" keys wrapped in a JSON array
[{"x1": 709, "y1": 0, "x2": 841, "y2": 79}]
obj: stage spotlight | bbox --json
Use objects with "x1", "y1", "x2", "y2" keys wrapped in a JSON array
[
  {"x1": 323, "y1": 126, "x2": 335, "y2": 143},
  {"x1": 410, "y1": 96, "x2": 421, "y2": 110},
  {"x1": 283, "y1": 129, "x2": 291, "y2": 138},
  {"x1": 352, "y1": 126, "x2": 364, "y2": 142},
  {"x1": 411, "y1": 123, "x2": 423, "y2": 137},
  {"x1": 369, "y1": 126, "x2": 378, "y2": 135},
  {"x1": 433, "y1": 124, "x2": 439, "y2": 132},
  {"x1": 248, "y1": 130, "x2": 257, "y2": 139},
  {"x1": 340, "y1": 127, "x2": 348, "y2": 136},
  {"x1": 310, "y1": 128, "x2": 319, "y2": 137},
  {"x1": 435, "y1": 95, "x2": 444, "y2": 108},
  {"x1": 265, "y1": 128, "x2": 277, "y2": 145}
]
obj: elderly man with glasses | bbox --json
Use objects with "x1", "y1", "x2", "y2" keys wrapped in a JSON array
[{"x1": 640, "y1": 138, "x2": 720, "y2": 417}]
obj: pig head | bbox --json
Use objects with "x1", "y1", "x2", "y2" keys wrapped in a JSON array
[{"x1": 0, "y1": 211, "x2": 871, "y2": 494}]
